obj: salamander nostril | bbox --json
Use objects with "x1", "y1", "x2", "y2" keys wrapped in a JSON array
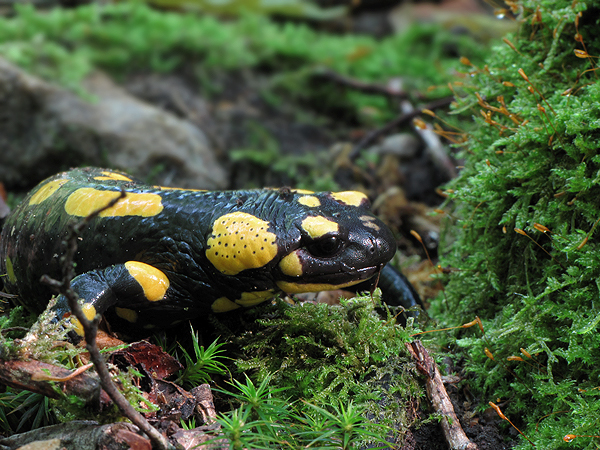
[{"x1": 368, "y1": 237, "x2": 377, "y2": 254}]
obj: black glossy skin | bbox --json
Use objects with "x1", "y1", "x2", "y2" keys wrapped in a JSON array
[{"x1": 0, "y1": 167, "x2": 422, "y2": 332}]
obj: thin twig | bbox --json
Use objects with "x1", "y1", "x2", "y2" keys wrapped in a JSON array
[
  {"x1": 316, "y1": 69, "x2": 413, "y2": 99},
  {"x1": 400, "y1": 99, "x2": 457, "y2": 179},
  {"x1": 1, "y1": 326, "x2": 29, "y2": 334},
  {"x1": 0, "y1": 358, "x2": 103, "y2": 405},
  {"x1": 406, "y1": 340, "x2": 479, "y2": 450},
  {"x1": 41, "y1": 189, "x2": 173, "y2": 450},
  {"x1": 349, "y1": 96, "x2": 454, "y2": 160}
]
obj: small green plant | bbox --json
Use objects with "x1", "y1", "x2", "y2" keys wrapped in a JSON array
[
  {"x1": 214, "y1": 375, "x2": 290, "y2": 448},
  {"x1": 220, "y1": 374, "x2": 298, "y2": 445},
  {"x1": 218, "y1": 373, "x2": 288, "y2": 419},
  {"x1": 298, "y1": 400, "x2": 390, "y2": 449},
  {"x1": 0, "y1": 300, "x2": 82, "y2": 365},
  {"x1": 0, "y1": 303, "x2": 161, "y2": 425},
  {"x1": 118, "y1": 367, "x2": 160, "y2": 414},
  {"x1": 176, "y1": 327, "x2": 228, "y2": 388},
  {"x1": 235, "y1": 293, "x2": 420, "y2": 402},
  {"x1": 0, "y1": 390, "x2": 56, "y2": 434},
  {"x1": 213, "y1": 375, "x2": 391, "y2": 449},
  {"x1": 213, "y1": 404, "x2": 269, "y2": 450},
  {"x1": 180, "y1": 415, "x2": 197, "y2": 430}
]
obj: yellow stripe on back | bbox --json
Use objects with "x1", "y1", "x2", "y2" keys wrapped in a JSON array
[
  {"x1": 29, "y1": 179, "x2": 69, "y2": 205},
  {"x1": 65, "y1": 188, "x2": 163, "y2": 217},
  {"x1": 93, "y1": 171, "x2": 133, "y2": 182}
]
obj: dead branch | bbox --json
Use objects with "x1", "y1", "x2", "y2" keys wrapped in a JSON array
[
  {"x1": 316, "y1": 69, "x2": 413, "y2": 99},
  {"x1": 0, "y1": 359, "x2": 103, "y2": 406},
  {"x1": 350, "y1": 96, "x2": 454, "y2": 160},
  {"x1": 400, "y1": 99, "x2": 457, "y2": 179},
  {"x1": 406, "y1": 340, "x2": 479, "y2": 450}
]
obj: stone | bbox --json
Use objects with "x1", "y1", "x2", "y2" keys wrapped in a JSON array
[{"x1": 0, "y1": 58, "x2": 227, "y2": 190}]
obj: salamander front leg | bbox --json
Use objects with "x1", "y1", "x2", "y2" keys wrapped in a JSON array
[{"x1": 52, "y1": 261, "x2": 170, "y2": 337}]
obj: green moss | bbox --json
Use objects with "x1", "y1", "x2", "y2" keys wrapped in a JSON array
[
  {"x1": 224, "y1": 293, "x2": 423, "y2": 444},
  {"x1": 143, "y1": 0, "x2": 347, "y2": 20},
  {"x1": 0, "y1": 2, "x2": 486, "y2": 124},
  {"x1": 433, "y1": 0, "x2": 600, "y2": 447}
]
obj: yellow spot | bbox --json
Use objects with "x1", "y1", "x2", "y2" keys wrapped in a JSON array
[
  {"x1": 291, "y1": 189, "x2": 315, "y2": 194},
  {"x1": 71, "y1": 304, "x2": 97, "y2": 336},
  {"x1": 211, "y1": 297, "x2": 241, "y2": 312},
  {"x1": 29, "y1": 179, "x2": 69, "y2": 205},
  {"x1": 297, "y1": 195, "x2": 321, "y2": 207},
  {"x1": 65, "y1": 188, "x2": 163, "y2": 217},
  {"x1": 279, "y1": 252, "x2": 303, "y2": 277},
  {"x1": 115, "y1": 307, "x2": 138, "y2": 323},
  {"x1": 235, "y1": 290, "x2": 275, "y2": 307},
  {"x1": 359, "y1": 215, "x2": 380, "y2": 231},
  {"x1": 93, "y1": 171, "x2": 133, "y2": 181},
  {"x1": 301, "y1": 216, "x2": 339, "y2": 239},
  {"x1": 206, "y1": 212, "x2": 277, "y2": 275},
  {"x1": 5, "y1": 256, "x2": 16, "y2": 284},
  {"x1": 125, "y1": 262, "x2": 169, "y2": 301},
  {"x1": 331, "y1": 191, "x2": 369, "y2": 207},
  {"x1": 276, "y1": 279, "x2": 364, "y2": 294}
]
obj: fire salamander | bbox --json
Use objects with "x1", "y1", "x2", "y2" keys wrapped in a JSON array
[{"x1": 0, "y1": 167, "x2": 422, "y2": 335}]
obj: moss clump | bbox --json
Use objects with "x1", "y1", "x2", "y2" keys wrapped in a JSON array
[
  {"x1": 0, "y1": 2, "x2": 485, "y2": 124},
  {"x1": 433, "y1": 0, "x2": 600, "y2": 447},
  {"x1": 223, "y1": 293, "x2": 423, "y2": 444}
]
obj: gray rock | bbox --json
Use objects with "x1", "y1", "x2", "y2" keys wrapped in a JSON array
[
  {"x1": 0, "y1": 58, "x2": 227, "y2": 189},
  {"x1": 371, "y1": 133, "x2": 420, "y2": 159}
]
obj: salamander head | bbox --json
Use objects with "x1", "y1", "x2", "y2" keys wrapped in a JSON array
[
  {"x1": 274, "y1": 190, "x2": 396, "y2": 293},
  {"x1": 204, "y1": 188, "x2": 396, "y2": 294}
]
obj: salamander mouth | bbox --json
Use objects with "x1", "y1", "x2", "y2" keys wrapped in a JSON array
[
  {"x1": 282, "y1": 265, "x2": 379, "y2": 287},
  {"x1": 276, "y1": 264, "x2": 382, "y2": 294}
]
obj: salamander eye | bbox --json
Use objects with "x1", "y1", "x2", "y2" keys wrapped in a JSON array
[{"x1": 305, "y1": 235, "x2": 343, "y2": 258}]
